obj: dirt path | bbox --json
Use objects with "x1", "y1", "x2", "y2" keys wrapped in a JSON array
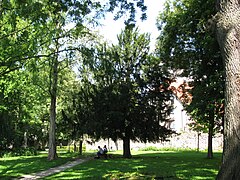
[{"x1": 19, "y1": 158, "x2": 90, "y2": 180}]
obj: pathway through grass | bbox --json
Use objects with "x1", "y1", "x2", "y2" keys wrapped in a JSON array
[
  {"x1": 43, "y1": 151, "x2": 222, "y2": 179},
  {"x1": 20, "y1": 158, "x2": 89, "y2": 179},
  {"x1": 0, "y1": 152, "x2": 82, "y2": 179}
]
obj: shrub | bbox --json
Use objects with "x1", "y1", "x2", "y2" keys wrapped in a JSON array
[
  {"x1": 57, "y1": 144, "x2": 86, "y2": 153},
  {"x1": 1, "y1": 147, "x2": 38, "y2": 157},
  {"x1": 139, "y1": 146, "x2": 199, "y2": 152},
  {"x1": 139, "y1": 146, "x2": 160, "y2": 151}
]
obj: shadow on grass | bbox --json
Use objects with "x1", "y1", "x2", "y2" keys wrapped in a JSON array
[
  {"x1": 43, "y1": 151, "x2": 222, "y2": 180},
  {"x1": 0, "y1": 152, "x2": 82, "y2": 179}
]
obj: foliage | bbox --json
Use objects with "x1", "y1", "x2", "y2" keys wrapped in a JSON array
[
  {"x1": 0, "y1": 67, "x2": 46, "y2": 150},
  {"x1": 82, "y1": 27, "x2": 174, "y2": 155},
  {"x1": 0, "y1": 0, "x2": 102, "y2": 158},
  {"x1": 0, "y1": 147, "x2": 38, "y2": 158},
  {"x1": 157, "y1": 0, "x2": 224, "y2": 135},
  {"x1": 106, "y1": 0, "x2": 147, "y2": 25},
  {"x1": 139, "y1": 146, "x2": 160, "y2": 151},
  {"x1": 139, "y1": 146, "x2": 207, "y2": 152},
  {"x1": 56, "y1": 145, "x2": 86, "y2": 153}
]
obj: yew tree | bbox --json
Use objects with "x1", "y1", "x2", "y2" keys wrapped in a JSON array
[{"x1": 88, "y1": 27, "x2": 174, "y2": 158}]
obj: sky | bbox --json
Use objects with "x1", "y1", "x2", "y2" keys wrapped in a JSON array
[{"x1": 96, "y1": 0, "x2": 165, "y2": 48}]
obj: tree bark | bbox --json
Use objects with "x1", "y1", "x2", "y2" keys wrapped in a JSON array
[
  {"x1": 114, "y1": 140, "x2": 118, "y2": 150},
  {"x1": 23, "y1": 131, "x2": 27, "y2": 148},
  {"x1": 48, "y1": 54, "x2": 59, "y2": 161},
  {"x1": 123, "y1": 137, "x2": 132, "y2": 158},
  {"x1": 79, "y1": 140, "x2": 83, "y2": 155},
  {"x1": 216, "y1": 0, "x2": 240, "y2": 179},
  {"x1": 74, "y1": 141, "x2": 77, "y2": 152},
  {"x1": 197, "y1": 133, "x2": 200, "y2": 152},
  {"x1": 207, "y1": 112, "x2": 214, "y2": 159}
]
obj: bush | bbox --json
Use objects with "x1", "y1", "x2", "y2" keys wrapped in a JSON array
[
  {"x1": 57, "y1": 144, "x2": 86, "y2": 153},
  {"x1": 139, "y1": 146, "x2": 160, "y2": 151},
  {"x1": 1, "y1": 147, "x2": 38, "y2": 157},
  {"x1": 139, "y1": 146, "x2": 199, "y2": 152}
]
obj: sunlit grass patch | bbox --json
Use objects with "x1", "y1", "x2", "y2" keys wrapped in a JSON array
[
  {"x1": 0, "y1": 150, "x2": 221, "y2": 179},
  {"x1": 103, "y1": 171, "x2": 153, "y2": 179},
  {"x1": 43, "y1": 150, "x2": 221, "y2": 180},
  {"x1": 0, "y1": 151, "x2": 81, "y2": 179}
]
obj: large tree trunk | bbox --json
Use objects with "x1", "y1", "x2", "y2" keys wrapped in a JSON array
[
  {"x1": 48, "y1": 55, "x2": 59, "y2": 161},
  {"x1": 216, "y1": 0, "x2": 240, "y2": 179},
  {"x1": 123, "y1": 137, "x2": 132, "y2": 158},
  {"x1": 48, "y1": 91, "x2": 58, "y2": 160}
]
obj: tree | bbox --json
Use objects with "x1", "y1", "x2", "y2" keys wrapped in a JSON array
[
  {"x1": 0, "y1": 71, "x2": 22, "y2": 150},
  {"x1": 0, "y1": 0, "x2": 148, "y2": 158},
  {"x1": 0, "y1": 1, "x2": 48, "y2": 76},
  {"x1": 0, "y1": 1, "x2": 52, "y2": 151},
  {"x1": 215, "y1": 0, "x2": 240, "y2": 179},
  {"x1": 186, "y1": 75, "x2": 224, "y2": 158},
  {"x1": 88, "y1": 27, "x2": 174, "y2": 158},
  {"x1": 59, "y1": 71, "x2": 94, "y2": 155},
  {"x1": 0, "y1": 61, "x2": 50, "y2": 152},
  {"x1": 156, "y1": 0, "x2": 224, "y2": 158},
  {"x1": 28, "y1": 0, "x2": 104, "y2": 160}
]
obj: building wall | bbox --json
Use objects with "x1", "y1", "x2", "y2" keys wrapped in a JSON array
[
  {"x1": 172, "y1": 97, "x2": 189, "y2": 132},
  {"x1": 85, "y1": 131, "x2": 223, "y2": 152}
]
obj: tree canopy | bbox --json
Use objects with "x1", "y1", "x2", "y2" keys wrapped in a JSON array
[
  {"x1": 0, "y1": 0, "x2": 175, "y2": 160},
  {"x1": 156, "y1": 0, "x2": 224, "y2": 158},
  {"x1": 71, "y1": 26, "x2": 175, "y2": 158}
]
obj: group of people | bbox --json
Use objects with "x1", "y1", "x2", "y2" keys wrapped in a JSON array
[{"x1": 97, "y1": 145, "x2": 108, "y2": 158}]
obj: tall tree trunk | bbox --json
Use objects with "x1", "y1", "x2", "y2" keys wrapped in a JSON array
[
  {"x1": 197, "y1": 132, "x2": 200, "y2": 152},
  {"x1": 79, "y1": 140, "x2": 83, "y2": 155},
  {"x1": 48, "y1": 54, "x2": 59, "y2": 161},
  {"x1": 114, "y1": 140, "x2": 118, "y2": 150},
  {"x1": 68, "y1": 141, "x2": 71, "y2": 152},
  {"x1": 216, "y1": 0, "x2": 240, "y2": 179},
  {"x1": 123, "y1": 137, "x2": 132, "y2": 158},
  {"x1": 207, "y1": 112, "x2": 214, "y2": 159},
  {"x1": 23, "y1": 131, "x2": 27, "y2": 148},
  {"x1": 74, "y1": 141, "x2": 77, "y2": 152}
]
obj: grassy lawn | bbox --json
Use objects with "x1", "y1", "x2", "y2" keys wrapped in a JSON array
[
  {"x1": 0, "y1": 151, "x2": 82, "y2": 179},
  {"x1": 42, "y1": 150, "x2": 222, "y2": 180}
]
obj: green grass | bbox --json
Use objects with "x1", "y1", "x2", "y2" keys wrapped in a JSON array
[
  {"x1": 42, "y1": 150, "x2": 222, "y2": 180},
  {"x1": 0, "y1": 151, "x2": 83, "y2": 179}
]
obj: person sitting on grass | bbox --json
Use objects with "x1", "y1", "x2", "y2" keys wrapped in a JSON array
[
  {"x1": 97, "y1": 146, "x2": 103, "y2": 158},
  {"x1": 103, "y1": 145, "x2": 108, "y2": 154}
]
